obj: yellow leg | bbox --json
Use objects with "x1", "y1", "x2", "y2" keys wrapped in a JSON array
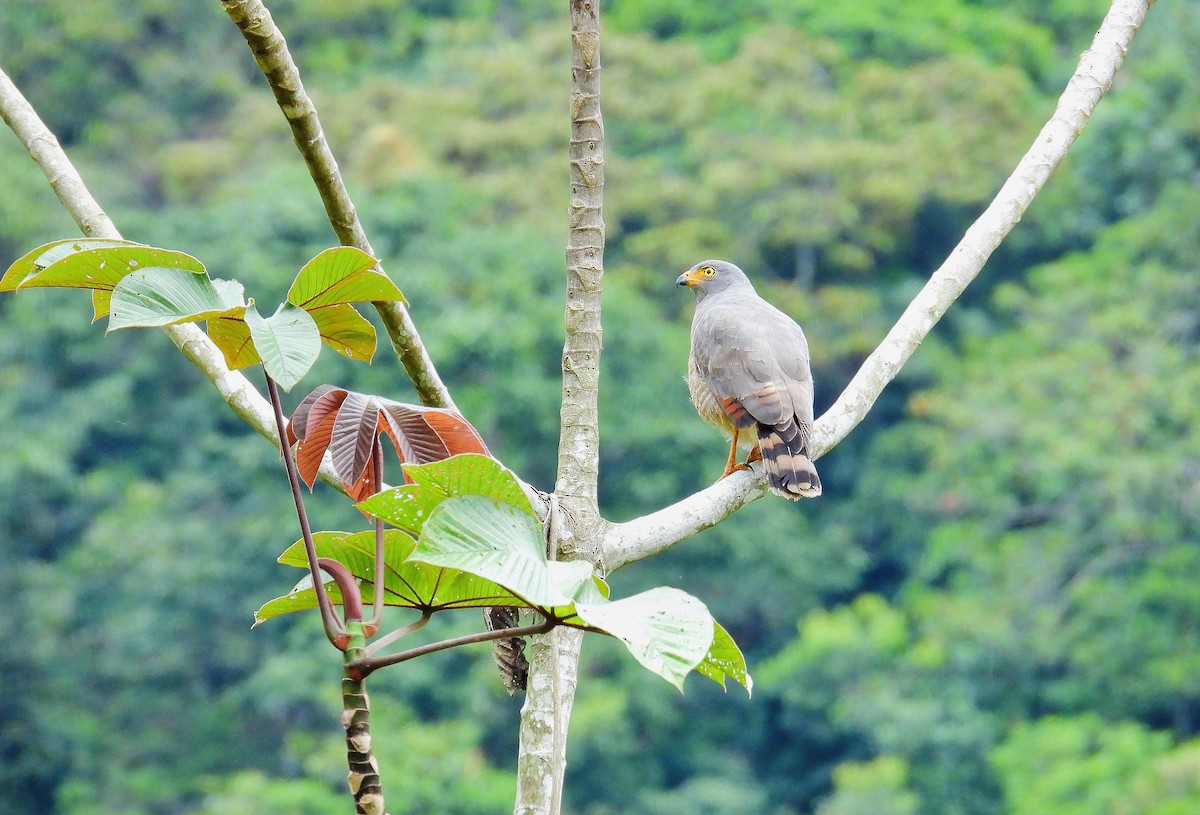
[
  {"x1": 720, "y1": 427, "x2": 741, "y2": 479},
  {"x1": 720, "y1": 428, "x2": 757, "y2": 479}
]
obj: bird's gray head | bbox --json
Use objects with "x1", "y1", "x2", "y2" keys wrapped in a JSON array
[{"x1": 675, "y1": 259, "x2": 754, "y2": 302}]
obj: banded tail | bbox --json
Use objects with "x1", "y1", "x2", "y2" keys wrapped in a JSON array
[{"x1": 758, "y1": 420, "x2": 821, "y2": 499}]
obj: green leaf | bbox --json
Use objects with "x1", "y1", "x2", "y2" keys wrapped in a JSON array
[
  {"x1": 108, "y1": 268, "x2": 246, "y2": 330},
  {"x1": 1, "y1": 238, "x2": 150, "y2": 292},
  {"x1": 403, "y1": 454, "x2": 533, "y2": 514},
  {"x1": 693, "y1": 621, "x2": 753, "y2": 695},
  {"x1": 91, "y1": 290, "x2": 111, "y2": 323},
  {"x1": 309, "y1": 302, "x2": 377, "y2": 361},
  {"x1": 287, "y1": 246, "x2": 405, "y2": 309},
  {"x1": 410, "y1": 495, "x2": 567, "y2": 607},
  {"x1": 356, "y1": 483, "x2": 445, "y2": 537},
  {"x1": 253, "y1": 579, "x2": 348, "y2": 625},
  {"x1": 548, "y1": 560, "x2": 601, "y2": 604},
  {"x1": 358, "y1": 454, "x2": 531, "y2": 534},
  {"x1": 244, "y1": 303, "x2": 321, "y2": 392},
  {"x1": 207, "y1": 316, "x2": 261, "y2": 369},
  {"x1": 574, "y1": 588, "x2": 716, "y2": 691},
  {"x1": 7, "y1": 241, "x2": 207, "y2": 322},
  {"x1": 253, "y1": 530, "x2": 532, "y2": 623}
]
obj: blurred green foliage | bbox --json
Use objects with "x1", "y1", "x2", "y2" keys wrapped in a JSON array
[{"x1": 1, "y1": 1, "x2": 1197, "y2": 814}]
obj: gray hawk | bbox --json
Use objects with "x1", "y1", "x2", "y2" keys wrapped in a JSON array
[{"x1": 677, "y1": 259, "x2": 821, "y2": 499}]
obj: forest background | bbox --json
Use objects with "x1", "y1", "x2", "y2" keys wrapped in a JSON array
[{"x1": 1, "y1": 1, "x2": 1198, "y2": 814}]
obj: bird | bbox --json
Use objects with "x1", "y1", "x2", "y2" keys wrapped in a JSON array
[{"x1": 677, "y1": 259, "x2": 821, "y2": 499}]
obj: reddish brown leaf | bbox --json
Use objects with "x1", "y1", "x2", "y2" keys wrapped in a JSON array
[
  {"x1": 293, "y1": 387, "x2": 350, "y2": 489},
  {"x1": 346, "y1": 454, "x2": 377, "y2": 503},
  {"x1": 288, "y1": 384, "x2": 343, "y2": 445},
  {"x1": 287, "y1": 384, "x2": 491, "y2": 497},
  {"x1": 380, "y1": 404, "x2": 447, "y2": 462},
  {"x1": 330, "y1": 391, "x2": 378, "y2": 488},
  {"x1": 379, "y1": 402, "x2": 490, "y2": 464},
  {"x1": 296, "y1": 408, "x2": 336, "y2": 489},
  {"x1": 423, "y1": 410, "x2": 489, "y2": 458}
]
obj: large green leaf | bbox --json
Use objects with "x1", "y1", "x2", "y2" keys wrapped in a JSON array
[
  {"x1": 409, "y1": 495, "x2": 568, "y2": 607},
  {"x1": 357, "y1": 454, "x2": 530, "y2": 535},
  {"x1": 404, "y1": 454, "x2": 533, "y2": 513},
  {"x1": 287, "y1": 246, "x2": 405, "y2": 309},
  {"x1": 253, "y1": 530, "x2": 532, "y2": 624},
  {"x1": 693, "y1": 621, "x2": 753, "y2": 695},
  {"x1": 574, "y1": 588, "x2": 715, "y2": 691},
  {"x1": 107, "y1": 268, "x2": 246, "y2": 330},
  {"x1": 309, "y1": 302, "x2": 376, "y2": 360},
  {"x1": 244, "y1": 303, "x2": 321, "y2": 392},
  {"x1": 0, "y1": 239, "x2": 170, "y2": 292},
  {"x1": 356, "y1": 484, "x2": 446, "y2": 537},
  {"x1": 2, "y1": 240, "x2": 209, "y2": 323}
]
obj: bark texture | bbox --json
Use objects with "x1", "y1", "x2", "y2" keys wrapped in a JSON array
[
  {"x1": 342, "y1": 622, "x2": 388, "y2": 815},
  {"x1": 514, "y1": 3, "x2": 607, "y2": 814},
  {"x1": 514, "y1": 627, "x2": 584, "y2": 815}
]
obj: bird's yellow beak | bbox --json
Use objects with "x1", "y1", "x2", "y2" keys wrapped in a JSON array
[{"x1": 676, "y1": 269, "x2": 702, "y2": 287}]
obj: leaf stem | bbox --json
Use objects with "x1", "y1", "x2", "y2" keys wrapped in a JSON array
[
  {"x1": 349, "y1": 619, "x2": 556, "y2": 680},
  {"x1": 318, "y1": 557, "x2": 364, "y2": 623},
  {"x1": 367, "y1": 436, "x2": 385, "y2": 631},
  {"x1": 364, "y1": 609, "x2": 433, "y2": 657},
  {"x1": 264, "y1": 370, "x2": 347, "y2": 644}
]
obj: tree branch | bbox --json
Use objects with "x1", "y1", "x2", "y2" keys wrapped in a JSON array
[
  {"x1": 0, "y1": 63, "x2": 352, "y2": 492},
  {"x1": 218, "y1": 0, "x2": 455, "y2": 410},
  {"x1": 601, "y1": 0, "x2": 1152, "y2": 571}
]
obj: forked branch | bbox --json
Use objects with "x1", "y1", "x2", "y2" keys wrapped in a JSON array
[{"x1": 602, "y1": 0, "x2": 1153, "y2": 570}]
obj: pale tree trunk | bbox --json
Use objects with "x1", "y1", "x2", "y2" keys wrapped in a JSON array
[{"x1": 515, "y1": 2, "x2": 607, "y2": 814}]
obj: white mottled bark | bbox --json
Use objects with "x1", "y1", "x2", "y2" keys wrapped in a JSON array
[
  {"x1": 514, "y1": 627, "x2": 584, "y2": 815},
  {"x1": 514, "y1": 2, "x2": 607, "y2": 814}
]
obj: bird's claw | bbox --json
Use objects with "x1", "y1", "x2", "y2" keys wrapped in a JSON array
[{"x1": 718, "y1": 462, "x2": 753, "y2": 481}]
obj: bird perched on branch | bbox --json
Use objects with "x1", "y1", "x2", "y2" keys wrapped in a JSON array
[{"x1": 677, "y1": 260, "x2": 821, "y2": 499}]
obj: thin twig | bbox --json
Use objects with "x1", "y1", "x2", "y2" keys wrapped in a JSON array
[
  {"x1": 218, "y1": 0, "x2": 455, "y2": 410},
  {"x1": 350, "y1": 619, "x2": 556, "y2": 680},
  {"x1": 602, "y1": 0, "x2": 1153, "y2": 570},
  {"x1": 365, "y1": 609, "x2": 433, "y2": 656},
  {"x1": 265, "y1": 372, "x2": 347, "y2": 643},
  {"x1": 367, "y1": 436, "x2": 386, "y2": 630}
]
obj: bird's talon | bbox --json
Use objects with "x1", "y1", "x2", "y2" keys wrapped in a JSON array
[{"x1": 717, "y1": 462, "x2": 752, "y2": 481}]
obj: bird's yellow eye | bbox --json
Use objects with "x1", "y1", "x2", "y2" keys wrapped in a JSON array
[{"x1": 701, "y1": 266, "x2": 716, "y2": 277}]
